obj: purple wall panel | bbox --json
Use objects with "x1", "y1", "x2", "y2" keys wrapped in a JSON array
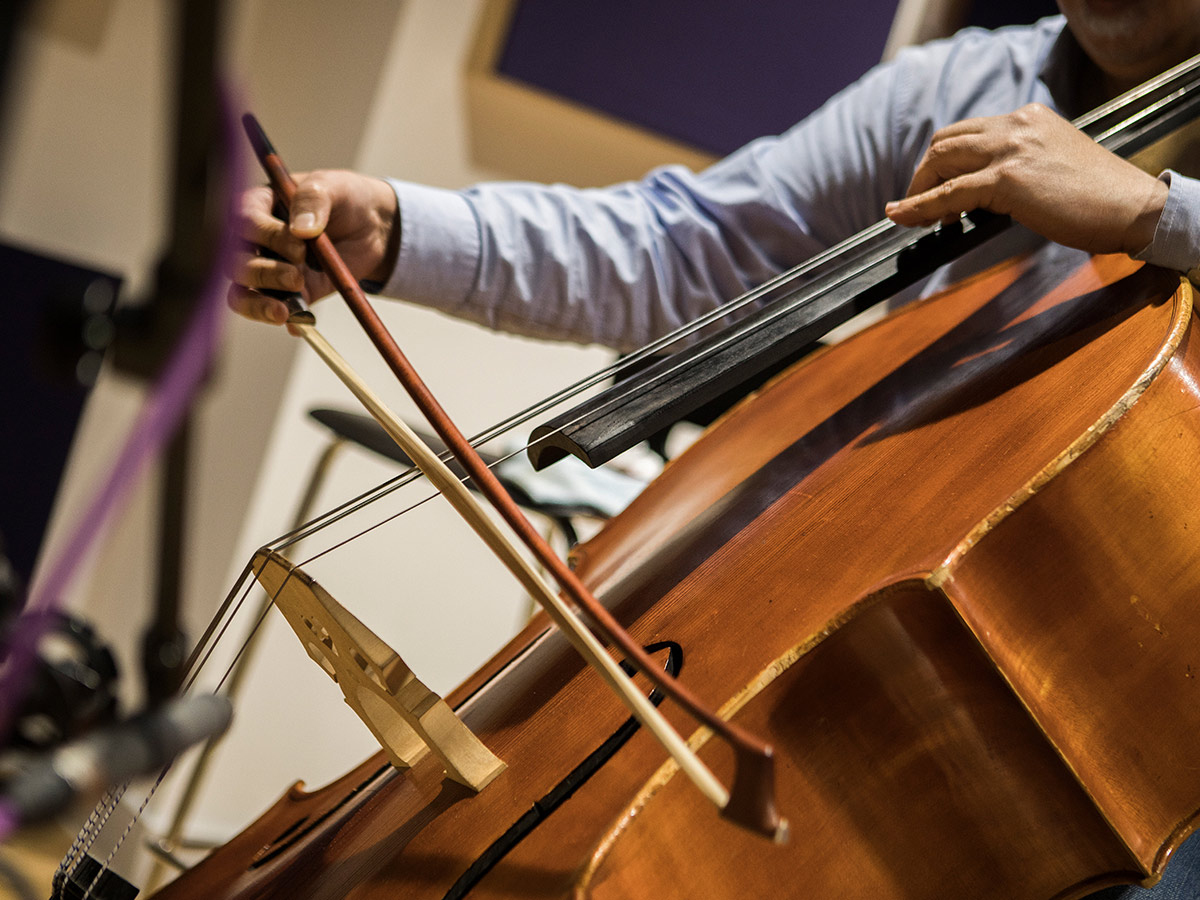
[
  {"x1": 496, "y1": 1, "x2": 1062, "y2": 157},
  {"x1": 497, "y1": 1, "x2": 899, "y2": 156}
]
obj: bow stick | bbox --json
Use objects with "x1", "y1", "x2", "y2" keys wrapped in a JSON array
[{"x1": 243, "y1": 114, "x2": 785, "y2": 841}]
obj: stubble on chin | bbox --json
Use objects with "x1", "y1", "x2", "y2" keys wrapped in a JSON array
[{"x1": 1066, "y1": 0, "x2": 1192, "y2": 88}]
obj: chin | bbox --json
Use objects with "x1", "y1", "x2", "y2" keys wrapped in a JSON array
[{"x1": 1062, "y1": 0, "x2": 1196, "y2": 87}]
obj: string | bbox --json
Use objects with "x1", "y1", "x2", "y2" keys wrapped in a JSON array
[
  {"x1": 60, "y1": 464, "x2": 487, "y2": 895},
  {"x1": 181, "y1": 483, "x2": 439, "y2": 701},
  {"x1": 223, "y1": 55, "x2": 1200, "y2": 572},
  {"x1": 242, "y1": 55, "x2": 1200, "y2": 569},
  {"x1": 234, "y1": 217, "x2": 896, "y2": 564},
  {"x1": 249, "y1": 56, "x2": 1200, "y2": 560}
]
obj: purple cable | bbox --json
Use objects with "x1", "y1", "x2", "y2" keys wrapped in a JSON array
[
  {"x1": 0, "y1": 88, "x2": 244, "y2": 843},
  {"x1": 0, "y1": 800, "x2": 16, "y2": 843}
]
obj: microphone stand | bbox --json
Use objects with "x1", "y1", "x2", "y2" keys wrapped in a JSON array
[{"x1": 111, "y1": 0, "x2": 226, "y2": 705}]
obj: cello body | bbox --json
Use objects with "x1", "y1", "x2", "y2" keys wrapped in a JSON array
[{"x1": 153, "y1": 251, "x2": 1200, "y2": 899}]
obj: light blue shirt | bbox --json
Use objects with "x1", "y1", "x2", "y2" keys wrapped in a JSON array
[{"x1": 382, "y1": 16, "x2": 1200, "y2": 351}]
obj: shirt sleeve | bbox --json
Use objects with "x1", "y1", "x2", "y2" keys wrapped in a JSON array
[
  {"x1": 1135, "y1": 170, "x2": 1200, "y2": 283},
  {"x1": 379, "y1": 54, "x2": 938, "y2": 351}
]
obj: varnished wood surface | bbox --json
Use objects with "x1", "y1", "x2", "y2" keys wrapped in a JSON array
[
  {"x1": 577, "y1": 585, "x2": 1139, "y2": 899},
  {"x1": 575, "y1": 255, "x2": 1195, "y2": 899},
  {"x1": 152, "y1": 253, "x2": 1197, "y2": 899},
  {"x1": 943, "y1": 318, "x2": 1200, "y2": 870}
]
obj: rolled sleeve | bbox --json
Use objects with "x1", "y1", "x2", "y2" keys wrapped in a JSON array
[
  {"x1": 381, "y1": 179, "x2": 482, "y2": 309},
  {"x1": 1136, "y1": 170, "x2": 1200, "y2": 282}
]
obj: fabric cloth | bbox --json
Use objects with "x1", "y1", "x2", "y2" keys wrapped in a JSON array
[
  {"x1": 381, "y1": 16, "x2": 1200, "y2": 897},
  {"x1": 381, "y1": 15, "x2": 1199, "y2": 352}
]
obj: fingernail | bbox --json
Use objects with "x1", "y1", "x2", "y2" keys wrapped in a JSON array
[
  {"x1": 268, "y1": 302, "x2": 289, "y2": 325},
  {"x1": 292, "y1": 212, "x2": 317, "y2": 234}
]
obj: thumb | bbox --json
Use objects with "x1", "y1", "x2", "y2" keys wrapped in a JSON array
[{"x1": 289, "y1": 176, "x2": 332, "y2": 238}]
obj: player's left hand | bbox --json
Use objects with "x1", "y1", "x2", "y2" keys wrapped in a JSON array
[{"x1": 886, "y1": 102, "x2": 1167, "y2": 257}]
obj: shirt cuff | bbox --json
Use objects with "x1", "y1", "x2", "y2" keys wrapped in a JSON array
[
  {"x1": 1135, "y1": 170, "x2": 1200, "y2": 283},
  {"x1": 380, "y1": 178, "x2": 482, "y2": 309}
]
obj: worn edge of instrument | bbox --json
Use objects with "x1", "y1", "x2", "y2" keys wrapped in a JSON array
[
  {"x1": 923, "y1": 272, "x2": 1200, "y2": 883},
  {"x1": 571, "y1": 271, "x2": 1196, "y2": 895},
  {"x1": 928, "y1": 273, "x2": 1195, "y2": 586}
]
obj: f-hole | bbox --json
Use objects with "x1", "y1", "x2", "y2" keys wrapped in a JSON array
[{"x1": 442, "y1": 640, "x2": 684, "y2": 900}]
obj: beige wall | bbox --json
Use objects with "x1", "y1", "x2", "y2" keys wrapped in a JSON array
[{"x1": 3, "y1": 0, "x2": 622, "y2": 859}]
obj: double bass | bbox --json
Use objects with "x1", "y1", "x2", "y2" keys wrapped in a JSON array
[{"x1": 58, "y1": 51, "x2": 1200, "y2": 900}]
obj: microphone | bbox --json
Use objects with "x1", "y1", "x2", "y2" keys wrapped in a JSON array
[{"x1": 0, "y1": 693, "x2": 232, "y2": 829}]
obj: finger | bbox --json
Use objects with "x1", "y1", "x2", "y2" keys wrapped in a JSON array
[
  {"x1": 923, "y1": 114, "x2": 990, "y2": 145},
  {"x1": 229, "y1": 249, "x2": 306, "y2": 294},
  {"x1": 288, "y1": 176, "x2": 333, "y2": 239},
  {"x1": 238, "y1": 187, "x2": 308, "y2": 263},
  {"x1": 226, "y1": 283, "x2": 290, "y2": 325},
  {"x1": 906, "y1": 133, "x2": 1001, "y2": 198},
  {"x1": 300, "y1": 273, "x2": 334, "y2": 307},
  {"x1": 886, "y1": 170, "x2": 997, "y2": 227}
]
